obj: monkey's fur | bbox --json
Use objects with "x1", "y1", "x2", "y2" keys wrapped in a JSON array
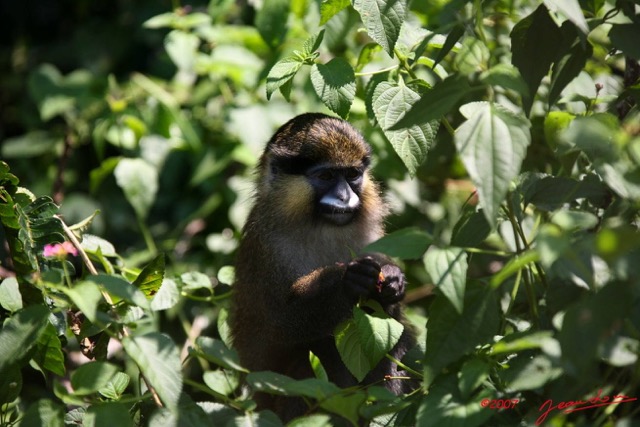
[{"x1": 230, "y1": 113, "x2": 416, "y2": 421}]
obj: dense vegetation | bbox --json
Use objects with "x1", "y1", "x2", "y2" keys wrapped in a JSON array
[{"x1": 1, "y1": 0, "x2": 639, "y2": 425}]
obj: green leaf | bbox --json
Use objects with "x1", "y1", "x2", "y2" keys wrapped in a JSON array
[
  {"x1": 0, "y1": 305, "x2": 50, "y2": 372},
  {"x1": 490, "y1": 330, "x2": 555, "y2": 355},
  {"x1": 311, "y1": 58, "x2": 356, "y2": 119},
  {"x1": 510, "y1": 3, "x2": 562, "y2": 114},
  {"x1": 609, "y1": 22, "x2": 640, "y2": 60},
  {"x1": 454, "y1": 37, "x2": 490, "y2": 74},
  {"x1": 288, "y1": 414, "x2": 333, "y2": 427},
  {"x1": 134, "y1": 254, "x2": 166, "y2": 297},
  {"x1": 256, "y1": 0, "x2": 290, "y2": 49},
  {"x1": 423, "y1": 283, "x2": 500, "y2": 386},
  {"x1": 98, "y1": 372, "x2": 130, "y2": 400},
  {"x1": 352, "y1": 0, "x2": 407, "y2": 55},
  {"x1": 548, "y1": 39, "x2": 593, "y2": 107},
  {"x1": 372, "y1": 81, "x2": 439, "y2": 177},
  {"x1": 165, "y1": 30, "x2": 199, "y2": 71},
  {"x1": 122, "y1": 332, "x2": 183, "y2": 412},
  {"x1": 454, "y1": 102, "x2": 531, "y2": 228},
  {"x1": 83, "y1": 402, "x2": 134, "y2": 427},
  {"x1": 181, "y1": 271, "x2": 212, "y2": 291},
  {"x1": 424, "y1": 246, "x2": 468, "y2": 314},
  {"x1": 266, "y1": 58, "x2": 303, "y2": 101},
  {"x1": 203, "y1": 370, "x2": 239, "y2": 396},
  {"x1": 0, "y1": 368, "x2": 21, "y2": 404},
  {"x1": 390, "y1": 74, "x2": 473, "y2": 130},
  {"x1": 32, "y1": 322, "x2": 65, "y2": 376},
  {"x1": 151, "y1": 278, "x2": 180, "y2": 311},
  {"x1": 1, "y1": 131, "x2": 60, "y2": 159},
  {"x1": 114, "y1": 158, "x2": 158, "y2": 220},
  {"x1": 71, "y1": 362, "x2": 119, "y2": 396},
  {"x1": 320, "y1": 392, "x2": 367, "y2": 425},
  {"x1": 309, "y1": 351, "x2": 329, "y2": 381},
  {"x1": 63, "y1": 281, "x2": 106, "y2": 325},
  {"x1": 498, "y1": 354, "x2": 562, "y2": 390},
  {"x1": 451, "y1": 209, "x2": 491, "y2": 248},
  {"x1": 247, "y1": 371, "x2": 340, "y2": 399},
  {"x1": 0, "y1": 277, "x2": 23, "y2": 312},
  {"x1": 19, "y1": 399, "x2": 64, "y2": 427},
  {"x1": 320, "y1": 0, "x2": 350, "y2": 25},
  {"x1": 480, "y1": 64, "x2": 529, "y2": 97},
  {"x1": 543, "y1": 0, "x2": 589, "y2": 34},
  {"x1": 458, "y1": 357, "x2": 490, "y2": 400},
  {"x1": 90, "y1": 274, "x2": 150, "y2": 309},
  {"x1": 195, "y1": 336, "x2": 247, "y2": 372},
  {"x1": 335, "y1": 306, "x2": 404, "y2": 382},
  {"x1": 363, "y1": 227, "x2": 432, "y2": 260}
]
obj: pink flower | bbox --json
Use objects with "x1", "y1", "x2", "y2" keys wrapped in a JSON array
[{"x1": 43, "y1": 242, "x2": 78, "y2": 258}]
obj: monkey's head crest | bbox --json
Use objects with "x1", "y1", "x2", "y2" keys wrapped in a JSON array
[{"x1": 262, "y1": 113, "x2": 372, "y2": 176}]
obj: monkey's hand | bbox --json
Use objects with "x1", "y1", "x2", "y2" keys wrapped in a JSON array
[{"x1": 342, "y1": 258, "x2": 405, "y2": 305}]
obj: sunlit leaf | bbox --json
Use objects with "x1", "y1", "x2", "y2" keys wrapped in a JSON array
[
  {"x1": 352, "y1": 0, "x2": 406, "y2": 55},
  {"x1": 122, "y1": 332, "x2": 183, "y2": 412},
  {"x1": 320, "y1": 0, "x2": 350, "y2": 25},
  {"x1": 424, "y1": 246, "x2": 468, "y2": 314},
  {"x1": 311, "y1": 58, "x2": 356, "y2": 119},
  {"x1": 114, "y1": 158, "x2": 158, "y2": 220},
  {"x1": 454, "y1": 102, "x2": 531, "y2": 228}
]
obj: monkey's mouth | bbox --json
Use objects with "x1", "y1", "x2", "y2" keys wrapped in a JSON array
[{"x1": 320, "y1": 208, "x2": 356, "y2": 226}]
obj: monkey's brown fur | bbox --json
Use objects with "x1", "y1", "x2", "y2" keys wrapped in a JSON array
[{"x1": 230, "y1": 113, "x2": 415, "y2": 421}]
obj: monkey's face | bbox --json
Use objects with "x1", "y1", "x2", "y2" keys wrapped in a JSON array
[
  {"x1": 306, "y1": 164, "x2": 364, "y2": 225},
  {"x1": 260, "y1": 113, "x2": 376, "y2": 227}
]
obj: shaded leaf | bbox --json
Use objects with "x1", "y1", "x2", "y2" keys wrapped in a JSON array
[
  {"x1": 311, "y1": 58, "x2": 356, "y2": 119},
  {"x1": 256, "y1": 0, "x2": 289, "y2": 49},
  {"x1": 363, "y1": 227, "x2": 432, "y2": 260},
  {"x1": 0, "y1": 305, "x2": 49, "y2": 372},
  {"x1": 71, "y1": 362, "x2": 119, "y2": 396},
  {"x1": 424, "y1": 246, "x2": 468, "y2": 314},
  {"x1": 196, "y1": 336, "x2": 247, "y2": 372},
  {"x1": 83, "y1": 402, "x2": 134, "y2": 427}
]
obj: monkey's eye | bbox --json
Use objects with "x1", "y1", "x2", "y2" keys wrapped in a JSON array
[
  {"x1": 344, "y1": 168, "x2": 362, "y2": 181},
  {"x1": 315, "y1": 170, "x2": 335, "y2": 181}
]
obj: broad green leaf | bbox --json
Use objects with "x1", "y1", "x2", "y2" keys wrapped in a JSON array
[
  {"x1": 196, "y1": 336, "x2": 247, "y2": 372},
  {"x1": 255, "y1": 0, "x2": 289, "y2": 49},
  {"x1": 320, "y1": 392, "x2": 367, "y2": 426},
  {"x1": 609, "y1": 22, "x2": 640, "y2": 60},
  {"x1": 203, "y1": 370, "x2": 239, "y2": 396},
  {"x1": 0, "y1": 305, "x2": 50, "y2": 372},
  {"x1": 454, "y1": 37, "x2": 490, "y2": 74},
  {"x1": 548, "y1": 39, "x2": 593, "y2": 107},
  {"x1": 71, "y1": 362, "x2": 119, "y2": 396},
  {"x1": 424, "y1": 246, "x2": 468, "y2": 314},
  {"x1": 19, "y1": 399, "x2": 64, "y2": 427},
  {"x1": 98, "y1": 372, "x2": 130, "y2": 400},
  {"x1": 0, "y1": 368, "x2": 21, "y2": 404},
  {"x1": 372, "y1": 81, "x2": 439, "y2": 177},
  {"x1": 247, "y1": 371, "x2": 340, "y2": 399},
  {"x1": 352, "y1": 0, "x2": 406, "y2": 55},
  {"x1": 416, "y1": 374, "x2": 493, "y2": 427},
  {"x1": 288, "y1": 414, "x2": 332, "y2": 427},
  {"x1": 180, "y1": 271, "x2": 212, "y2": 291},
  {"x1": 0, "y1": 277, "x2": 23, "y2": 312},
  {"x1": 451, "y1": 209, "x2": 491, "y2": 248},
  {"x1": 334, "y1": 317, "x2": 369, "y2": 381},
  {"x1": 302, "y1": 29, "x2": 325, "y2": 56},
  {"x1": 83, "y1": 402, "x2": 134, "y2": 427},
  {"x1": 458, "y1": 357, "x2": 490, "y2": 400},
  {"x1": 423, "y1": 283, "x2": 500, "y2": 386},
  {"x1": 114, "y1": 158, "x2": 158, "y2": 220},
  {"x1": 354, "y1": 307, "x2": 404, "y2": 370},
  {"x1": 454, "y1": 102, "x2": 531, "y2": 228},
  {"x1": 122, "y1": 332, "x2": 182, "y2": 412},
  {"x1": 89, "y1": 274, "x2": 149, "y2": 309},
  {"x1": 63, "y1": 281, "x2": 105, "y2": 325},
  {"x1": 543, "y1": 0, "x2": 589, "y2": 34},
  {"x1": 498, "y1": 354, "x2": 562, "y2": 390},
  {"x1": 311, "y1": 58, "x2": 356, "y2": 119},
  {"x1": 309, "y1": 351, "x2": 328, "y2": 381},
  {"x1": 165, "y1": 30, "x2": 199, "y2": 71},
  {"x1": 134, "y1": 254, "x2": 165, "y2": 297},
  {"x1": 32, "y1": 322, "x2": 65, "y2": 376},
  {"x1": 320, "y1": 0, "x2": 350, "y2": 25},
  {"x1": 217, "y1": 265, "x2": 236, "y2": 285},
  {"x1": 480, "y1": 64, "x2": 529, "y2": 97},
  {"x1": 1, "y1": 131, "x2": 59, "y2": 159},
  {"x1": 335, "y1": 307, "x2": 403, "y2": 382},
  {"x1": 266, "y1": 57, "x2": 303, "y2": 101},
  {"x1": 432, "y1": 24, "x2": 465, "y2": 67},
  {"x1": 490, "y1": 330, "x2": 555, "y2": 355},
  {"x1": 510, "y1": 4, "x2": 562, "y2": 114},
  {"x1": 390, "y1": 74, "x2": 473, "y2": 130},
  {"x1": 151, "y1": 278, "x2": 180, "y2": 311},
  {"x1": 363, "y1": 227, "x2": 432, "y2": 259}
]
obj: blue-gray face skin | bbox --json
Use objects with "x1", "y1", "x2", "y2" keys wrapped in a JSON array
[{"x1": 306, "y1": 164, "x2": 364, "y2": 226}]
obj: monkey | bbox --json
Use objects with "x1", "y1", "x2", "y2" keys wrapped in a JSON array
[{"x1": 230, "y1": 113, "x2": 416, "y2": 422}]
